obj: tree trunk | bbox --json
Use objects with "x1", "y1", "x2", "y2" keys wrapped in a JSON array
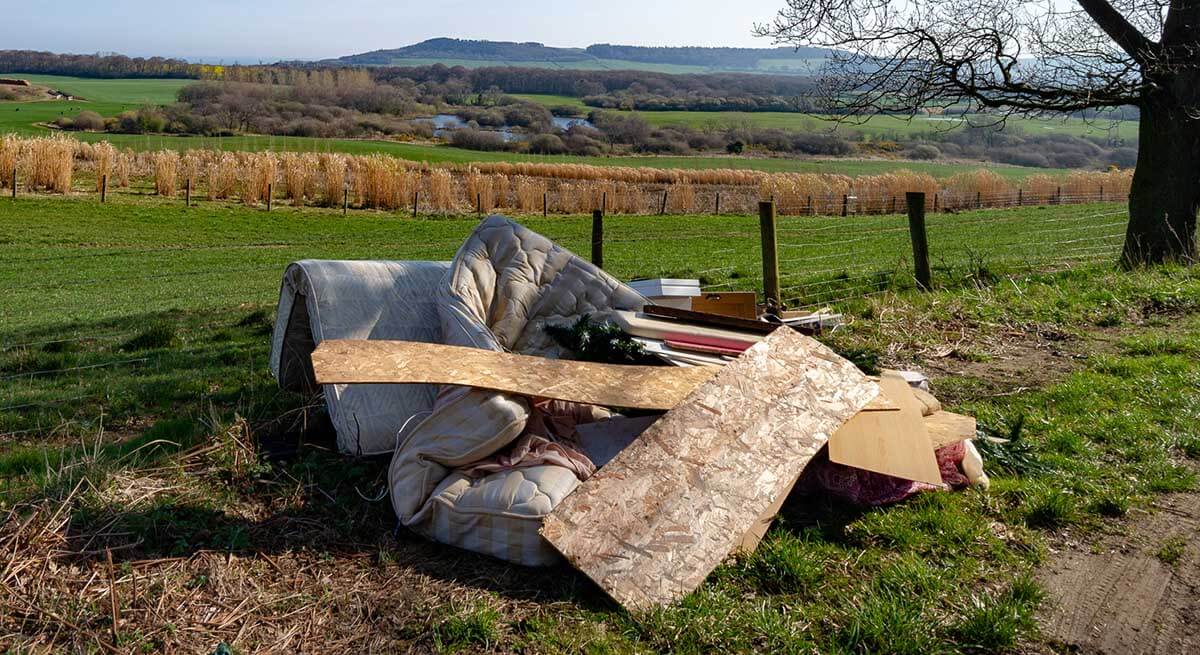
[{"x1": 1122, "y1": 79, "x2": 1200, "y2": 266}]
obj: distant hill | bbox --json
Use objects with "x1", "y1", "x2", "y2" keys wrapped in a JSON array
[{"x1": 325, "y1": 38, "x2": 834, "y2": 74}]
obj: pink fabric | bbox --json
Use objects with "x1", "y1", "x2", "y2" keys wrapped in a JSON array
[
  {"x1": 461, "y1": 398, "x2": 609, "y2": 480},
  {"x1": 799, "y1": 441, "x2": 970, "y2": 506}
]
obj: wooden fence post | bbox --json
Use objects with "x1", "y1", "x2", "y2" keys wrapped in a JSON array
[
  {"x1": 975, "y1": 191, "x2": 981, "y2": 209},
  {"x1": 759, "y1": 200, "x2": 781, "y2": 312},
  {"x1": 412, "y1": 190, "x2": 418, "y2": 217},
  {"x1": 807, "y1": 195, "x2": 813, "y2": 215},
  {"x1": 841, "y1": 194, "x2": 849, "y2": 217},
  {"x1": 10, "y1": 167, "x2": 15, "y2": 199},
  {"x1": 184, "y1": 178, "x2": 190, "y2": 207},
  {"x1": 1099, "y1": 184, "x2": 1104, "y2": 201},
  {"x1": 591, "y1": 209, "x2": 604, "y2": 268},
  {"x1": 933, "y1": 193, "x2": 939, "y2": 212},
  {"x1": 906, "y1": 192, "x2": 932, "y2": 292},
  {"x1": 543, "y1": 191, "x2": 547, "y2": 217},
  {"x1": 715, "y1": 192, "x2": 721, "y2": 215},
  {"x1": 602, "y1": 191, "x2": 607, "y2": 214},
  {"x1": 660, "y1": 190, "x2": 668, "y2": 215},
  {"x1": 477, "y1": 192, "x2": 482, "y2": 215},
  {"x1": 1056, "y1": 186, "x2": 1062, "y2": 204},
  {"x1": 100, "y1": 175, "x2": 107, "y2": 203},
  {"x1": 266, "y1": 183, "x2": 272, "y2": 211},
  {"x1": 1017, "y1": 188, "x2": 1023, "y2": 206}
]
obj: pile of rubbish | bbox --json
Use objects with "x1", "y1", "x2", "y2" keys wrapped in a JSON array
[{"x1": 270, "y1": 215, "x2": 987, "y2": 610}]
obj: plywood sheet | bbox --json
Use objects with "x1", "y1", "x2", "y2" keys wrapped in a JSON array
[
  {"x1": 827, "y1": 373, "x2": 942, "y2": 485},
  {"x1": 925, "y1": 411, "x2": 977, "y2": 448},
  {"x1": 539, "y1": 328, "x2": 879, "y2": 610},
  {"x1": 311, "y1": 340, "x2": 717, "y2": 410}
]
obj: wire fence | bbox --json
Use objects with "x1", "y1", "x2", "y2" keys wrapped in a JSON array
[{"x1": 0, "y1": 191, "x2": 1129, "y2": 439}]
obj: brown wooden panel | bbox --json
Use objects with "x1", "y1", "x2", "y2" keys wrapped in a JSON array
[
  {"x1": 827, "y1": 373, "x2": 942, "y2": 485},
  {"x1": 539, "y1": 328, "x2": 879, "y2": 610},
  {"x1": 311, "y1": 340, "x2": 717, "y2": 410},
  {"x1": 689, "y1": 292, "x2": 759, "y2": 320}
]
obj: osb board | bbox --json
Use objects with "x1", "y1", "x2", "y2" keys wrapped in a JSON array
[
  {"x1": 827, "y1": 373, "x2": 942, "y2": 486},
  {"x1": 311, "y1": 340, "x2": 717, "y2": 410},
  {"x1": 926, "y1": 411, "x2": 977, "y2": 448},
  {"x1": 539, "y1": 328, "x2": 879, "y2": 610}
]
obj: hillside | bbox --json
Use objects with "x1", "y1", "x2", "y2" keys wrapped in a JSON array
[{"x1": 327, "y1": 38, "x2": 833, "y2": 73}]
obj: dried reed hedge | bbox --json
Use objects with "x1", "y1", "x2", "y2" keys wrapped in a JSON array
[{"x1": 0, "y1": 135, "x2": 1134, "y2": 215}]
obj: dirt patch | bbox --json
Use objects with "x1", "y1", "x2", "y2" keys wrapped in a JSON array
[{"x1": 1039, "y1": 492, "x2": 1200, "y2": 654}]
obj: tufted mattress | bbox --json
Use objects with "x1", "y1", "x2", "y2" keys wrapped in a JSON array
[{"x1": 389, "y1": 216, "x2": 648, "y2": 565}]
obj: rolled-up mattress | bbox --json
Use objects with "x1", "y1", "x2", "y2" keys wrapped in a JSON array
[{"x1": 269, "y1": 259, "x2": 450, "y2": 455}]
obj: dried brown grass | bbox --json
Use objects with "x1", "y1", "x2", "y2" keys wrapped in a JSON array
[
  {"x1": 0, "y1": 135, "x2": 1136, "y2": 214},
  {"x1": 152, "y1": 151, "x2": 179, "y2": 197}
]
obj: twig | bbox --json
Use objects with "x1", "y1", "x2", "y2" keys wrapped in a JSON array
[{"x1": 106, "y1": 549, "x2": 120, "y2": 646}]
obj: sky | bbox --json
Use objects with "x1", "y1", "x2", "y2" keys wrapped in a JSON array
[{"x1": 3, "y1": 0, "x2": 791, "y2": 62}]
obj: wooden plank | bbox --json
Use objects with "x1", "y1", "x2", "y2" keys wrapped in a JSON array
[
  {"x1": 689, "y1": 292, "x2": 759, "y2": 320},
  {"x1": 540, "y1": 328, "x2": 879, "y2": 610},
  {"x1": 925, "y1": 411, "x2": 977, "y2": 448},
  {"x1": 311, "y1": 340, "x2": 717, "y2": 410},
  {"x1": 642, "y1": 304, "x2": 774, "y2": 335},
  {"x1": 827, "y1": 372, "x2": 942, "y2": 485}
]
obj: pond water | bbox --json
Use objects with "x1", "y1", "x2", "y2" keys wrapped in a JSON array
[
  {"x1": 552, "y1": 116, "x2": 594, "y2": 130},
  {"x1": 416, "y1": 113, "x2": 591, "y2": 142}
]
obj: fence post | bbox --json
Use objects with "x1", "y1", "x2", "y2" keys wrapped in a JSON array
[
  {"x1": 759, "y1": 201, "x2": 781, "y2": 312},
  {"x1": 715, "y1": 192, "x2": 721, "y2": 215},
  {"x1": 266, "y1": 183, "x2": 272, "y2": 211},
  {"x1": 1056, "y1": 186, "x2": 1062, "y2": 204},
  {"x1": 100, "y1": 175, "x2": 107, "y2": 204},
  {"x1": 1017, "y1": 188, "x2": 1023, "y2": 206},
  {"x1": 933, "y1": 193, "x2": 939, "y2": 212},
  {"x1": 660, "y1": 190, "x2": 668, "y2": 215},
  {"x1": 411, "y1": 190, "x2": 418, "y2": 217},
  {"x1": 841, "y1": 194, "x2": 849, "y2": 217},
  {"x1": 807, "y1": 195, "x2": 813, "y2": 215},
  {"x1": 185, "y1": 178, "x2": 191, "y2": 207},
  {"x1": 1099, "y1": 184, "x2": 1104, "y2": 201},
  {"x1": 602, "y1": 191, "x2": 607, "y2": 214},
  {"x1": 889, "y1": 195, "x2": 896, "y2": 214},
  {"x1": 543, "y1": 192, "x2": 547, "y2": 217},
  {"x1": 906, "y1": 192, "x2": 932, "y2": 292},
  {"x1": 10, "y1": 167, "x2": 15, "y2": 199},
  {"x1": 477, "y1": 192, "x2": 482, "y2": 215},
  {"x1": 591, "y1": 209, "x2": 604, "y2": 268},
  {"x1": 975, "y1": 191, "x2": 981, "y2": 209}
]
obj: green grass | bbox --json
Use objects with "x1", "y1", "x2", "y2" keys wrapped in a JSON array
[
  {"x1": 0, "y1": 195, "x2": 1127, "y2": 337},
  {"x1": 2, "y1": 73, "x2": 191, "y2": 104},
  {"x1": 2, "y1": 191, "x2": 1199, "y2": 652}
]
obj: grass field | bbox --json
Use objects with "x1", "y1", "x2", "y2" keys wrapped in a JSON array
[
  {"x1": 2, "y1": 192, "x2": 1198, "y2": 652},
  {"x1": 7, "y1": 73, "x2": 191, "y2": 104}
]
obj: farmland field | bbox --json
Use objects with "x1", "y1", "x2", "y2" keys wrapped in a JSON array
[
  {"x1": 0, "y1": 75, "x2": 1054, "y2": 179},
  {"x1": 3, "y1": 192, "x2": 1199, "y2": 653},
  {"x1": 512, "y1": 93, "x2": 1141, "y2": 140}
]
